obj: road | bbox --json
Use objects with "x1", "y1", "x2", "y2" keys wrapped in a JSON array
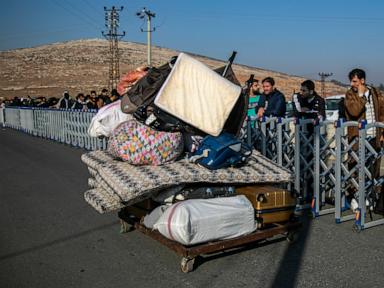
[{"x1": 1, "y1": 128, "x2": 384, "y2": 288}]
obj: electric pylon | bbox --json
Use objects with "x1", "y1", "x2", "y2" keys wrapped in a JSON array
[
  {"x1": 318, "y1": 72, "x2": 333, "y2": 98},
  {"x1": 102, "y1": 6, "x2": 125, "y2": 92}
]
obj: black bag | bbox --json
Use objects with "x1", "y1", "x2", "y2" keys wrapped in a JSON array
[
  {"x1": 121, "y1": 59, "x2": 175, "y2": 114},
  {"x1": 175, "y1": 186, "x2": 236, "y2": 201}
]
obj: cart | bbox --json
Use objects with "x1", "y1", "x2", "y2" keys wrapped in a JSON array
[{"x1": 118, "y1": 205, "x2": 301, "y2": 273}]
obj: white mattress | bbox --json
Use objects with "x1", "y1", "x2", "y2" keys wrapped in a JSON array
[{"x1": 154, "y1": 53, "x2": 242, "y2": 136}]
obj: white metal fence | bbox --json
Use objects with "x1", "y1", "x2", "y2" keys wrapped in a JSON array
[
  {"x1": 1, "y1": 106, "x2": 383, "y2": 230},
  {"x1": 248, "y1": 116, "x2": 384, "y2": 231},
  {"x1": 0, "y1": 107, "x2": 107, "y2": 150}
]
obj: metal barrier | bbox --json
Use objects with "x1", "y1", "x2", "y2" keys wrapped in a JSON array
[
  {"x1": 333, "y1": 120, "x2": 359, "y2": 223},
  {"x1": 2, "y1": 107, "x2": 107, "y2": 150},
  {"x1": 4, "y1": 107, "x2": 384, "y2": 229},
  {"x1": 355, "y1": 121, "x2": 384, "y2": 230},
  {"x1": 313, "y1": 120, "x2": 338, "y2": 217},
  {"x1": 247, "y1": 116, "x2": 384, "y2": 230}
]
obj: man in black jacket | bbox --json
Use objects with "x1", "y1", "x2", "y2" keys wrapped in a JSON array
[
  {"x1": 257, "y1": 77, "x2": 286, "y2": 118},
  {"x1": 292, "y1": 80, "x2": 325, "y2": 202},
  {"x1": 292, "y1": 80, "x2": 325, "y2": 120}
]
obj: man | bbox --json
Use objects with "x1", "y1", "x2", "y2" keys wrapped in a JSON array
[
  {"x1": 99, "y1": 88, "x2": 110, "y2": 105},
  {"x1": 247, "y1": 79, "x2": 261, "y2": 120},
  {"x1": 292, "y1": 80, "x2": 325, "y2": 120},
  {"x1": 110, "y1": 89, "x2": 121, "y2": 103},
  {"x1": 57, "y1": 91, "x2": 72, "y2": 109},
  {"x1": 345, "y1": 68, "x2": 384, "y2": 144},
  {"x1": 292, "y1": 80, "x2": 326, "y2": 200},
  {"x1": 71, "y1": 93, "x2": 89, "y2": 111},
  {"x1": 257, "y1": 77, "x2": 286, "y2": 118},
  {"x1": 344, "y1": 68, "x2": 384, "y2": 213}
]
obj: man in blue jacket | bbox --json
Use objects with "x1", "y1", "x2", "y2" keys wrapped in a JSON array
[{"x1": 256, "y1": 77, "x2": 286, "y2": 118}]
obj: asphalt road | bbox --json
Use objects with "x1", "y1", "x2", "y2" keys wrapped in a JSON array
[{"x1": 1, "y1": 128, "x2": 384, "y2": 288}]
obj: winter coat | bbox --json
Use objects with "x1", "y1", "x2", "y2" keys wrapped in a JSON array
[
  {"x1": 292, "y1": 92, "x2": 325, "y2": 119},
  {"x1": 257, "y1": 89, "x2": 286, "y2": 117},
  {"x1": 344, "y1": 86, "x2": 384, "y2": 149}
]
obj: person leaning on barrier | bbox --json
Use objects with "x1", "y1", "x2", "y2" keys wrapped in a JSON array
[
  {"x1": 88, "y1": 90, "x2": 98, "y2": 109},
  {"x1": 344, "y1": 68, "x2": 384, "y2": 212},
  {"x1": 57, "y1": 91, "x2": 73, "y2": 109},
  {"x1": 248, "y1": 79, "x2": 261, "y2": 119},
  {"x1": 256, "y1": 77, "x2": 286, "y2": 118},
  {"x1": 292, "y1": 80, "x2": 325, "y2": 199},
  {"x1": 344, "y1": 68, "x2": 384, "y2": 146},
  {"x1": 292, "y1": 80, "x2": 325, "y2": 120},
  {"x1": 71, "y1": 93, "x2": 89, "y2": 111},
  {"x1": 100, "y1": 88, "x2": 110, "y2": 105}
]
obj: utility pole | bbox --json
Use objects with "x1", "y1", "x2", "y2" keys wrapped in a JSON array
[
  {"x1": 102, "y1": 6, "x2": 125, "y2": 92},
  {"x1": 318, "y1": 72, "x2": 333, "y2": 98},
  {"x1": 136, "y1": 7, "x2": 156, "y2": 67}
]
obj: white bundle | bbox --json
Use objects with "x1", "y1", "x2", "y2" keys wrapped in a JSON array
[{"x1": 154, "y1": 195, "x2": 256, "y2": 245}]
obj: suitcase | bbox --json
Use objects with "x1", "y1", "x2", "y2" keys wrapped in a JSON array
[{"x1": 236, "y1": 185, "x2": 296, "y2": 227}]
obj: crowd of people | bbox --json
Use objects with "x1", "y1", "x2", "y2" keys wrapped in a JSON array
[
  {"x1": 0, "y1": 88, "x2": 121, "y2": 111},
  {"x1": 245, "y1": 70, "x2": 383, "y2": 212}
]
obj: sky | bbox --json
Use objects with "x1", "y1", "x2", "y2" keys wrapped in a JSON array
[{"x1": 1, "y1": 0, "x2": 384, "y2": 85}]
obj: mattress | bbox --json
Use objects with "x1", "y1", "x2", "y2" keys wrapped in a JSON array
[
  {"x1": 154, "y1": 53, "x2": 242, "y2": 136},
  {"x1": 82, "y1": 150, "x2": 293, "y2": 214}
]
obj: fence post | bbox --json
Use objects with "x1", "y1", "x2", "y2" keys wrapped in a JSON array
[
  {"x1": 294, "y1": 118, "x2": 301, "y2": 201},
  {"x1": 313, "y1": 120, "x2": 321, "y2": 217},
  {"x1": 356, "y1": 120, "x2": 367, "y2": 230},
  {"x1": 261, "y1": 116, "x2": 267, "y2": 156},
  {"x1": 334, "y1": 119, "x2": 343, "y2": 223},
  {"x1": 277, "y1": 117, "x2": 283, "y2": 166}
]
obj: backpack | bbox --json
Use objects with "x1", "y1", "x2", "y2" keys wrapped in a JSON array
[{"x1": 189, "y1": 132, "x2": 252, "y2": 170}]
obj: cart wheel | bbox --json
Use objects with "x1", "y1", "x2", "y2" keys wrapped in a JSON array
[
  {"x1": 180, "y1": 257, "x2": 195, "y2": 273},
  {"x1": 286, "y1": 231, "x2": 298, "y2": 243}
]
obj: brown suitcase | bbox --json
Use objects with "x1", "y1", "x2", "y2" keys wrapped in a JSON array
[{"x1": 236, "y1": 185, "x2": 296, "y2": 227}]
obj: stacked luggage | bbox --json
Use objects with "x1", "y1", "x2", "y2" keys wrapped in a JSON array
[{"x1": 83, "y1": 52, "x2": 296, "y2": 246}]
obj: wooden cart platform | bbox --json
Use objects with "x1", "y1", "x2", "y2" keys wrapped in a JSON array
[{"x1": 118, "y1": 207, "x2": 301, "y2": 273}]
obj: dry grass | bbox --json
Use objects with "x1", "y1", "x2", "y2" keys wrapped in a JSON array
[{"x1": 0, "y1": 39, "x2": 347, "y2": 99}]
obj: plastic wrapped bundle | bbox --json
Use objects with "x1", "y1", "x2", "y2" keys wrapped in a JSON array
[{"x1": 154, "y1": 195, "x2": 256, "y2": 245}]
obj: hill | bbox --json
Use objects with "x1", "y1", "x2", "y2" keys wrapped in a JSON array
[{"x1": 0, "y1": 39, "x2": 347, "y2": 99}]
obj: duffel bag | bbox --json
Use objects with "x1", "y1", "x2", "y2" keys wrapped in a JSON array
[{"x1": 108, "y1": 119, "x2": 184, "y2": 165}]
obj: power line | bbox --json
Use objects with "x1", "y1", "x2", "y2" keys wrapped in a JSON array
[
  {"x1": 102, "y1": 6, "x2": 125, "y2": 92},
  {"x1": 49, "y1": 0, "x2": 102, "y2": 31}
]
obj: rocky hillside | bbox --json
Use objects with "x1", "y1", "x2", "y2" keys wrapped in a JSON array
[{"x1": 0, "y1": 39, "x2": 347, "y2": 99}]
